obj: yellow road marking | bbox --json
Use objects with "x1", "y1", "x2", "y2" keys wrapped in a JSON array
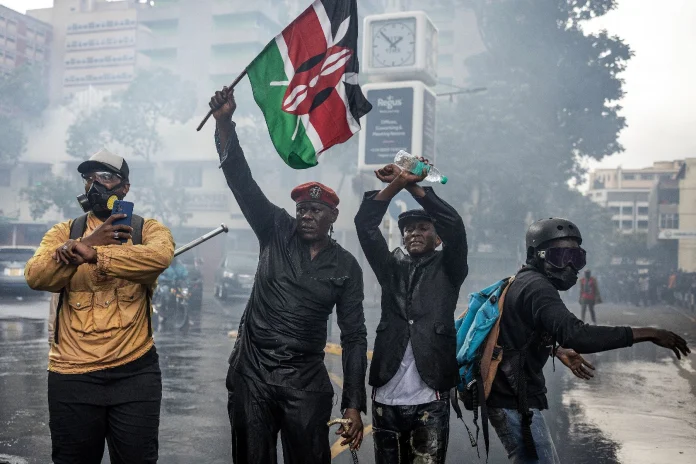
[
  {"x1": 325, "y1": 342, "x2": 374, "y2": 361},
  {"x1": 328, "y1": 372, "x2": 343, "y2": 388},
  {"x1": 331, "y1": 424, "x2": 373, "y2": 459}
]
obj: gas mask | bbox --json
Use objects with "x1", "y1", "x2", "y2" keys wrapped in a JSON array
[
  {"x1": 77, "y1": 181, "x2": 125, "y2": 219},
  {"x1": 545, "y1": 265, "x2": 579, "y2": 291}
]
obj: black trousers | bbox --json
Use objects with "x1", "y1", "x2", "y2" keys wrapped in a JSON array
[
  {"x1": 48, "y1": 350, "x2": 162, "y2": 464},
  {"x1": 581, "y1": 301, "x2": 596, "y2": 324},
  {"x1": 372, "y1": 396, "x2": 450, "y2": 464},
  {"x1": 226, "y1": 366, "x2": 333, "y2": 464}
]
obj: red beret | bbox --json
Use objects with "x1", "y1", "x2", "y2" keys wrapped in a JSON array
[{"x1": 291, "y1": 182, "x2": 339, "y2": 208}]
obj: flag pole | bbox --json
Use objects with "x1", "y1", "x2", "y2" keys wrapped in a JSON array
[{"x1": 196, "y1": 70, "x2": 248, "y2": 132}]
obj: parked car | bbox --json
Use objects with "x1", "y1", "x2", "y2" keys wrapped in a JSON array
[
  {"x1": 0, "y1": 246, "x2": 38, "y2": 296},
  {"x1": 214, "y1": 251, "x2": 259, "y2": 300}
]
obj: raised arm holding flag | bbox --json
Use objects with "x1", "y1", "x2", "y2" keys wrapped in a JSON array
[{"x1": 200, "y1": 0, "x2": 372, "y2": 169}]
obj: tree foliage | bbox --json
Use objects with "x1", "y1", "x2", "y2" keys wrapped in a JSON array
[
  {"x1": 432, "y1": 0, "x2": 631, "y2": 254},
  {"x1": 66, "y1": 68, "x2": 197, "y2": 161},
  {"x1": 0, "y1": 64, "x2": 50, "y2": 164},
  {"x1": 61, "y1": 68, "x2": 198, "y2": 226},
  {"x1": 20, "y1": 176, "x2": 83, "y2": 221}
]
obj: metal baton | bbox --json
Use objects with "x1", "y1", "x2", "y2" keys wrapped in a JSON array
[{"x1": 174, "y1": 223, "x2": 229, "y2": 257}]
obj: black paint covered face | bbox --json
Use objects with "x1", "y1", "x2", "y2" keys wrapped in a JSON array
[
  {"x1": 295, "y1": 201, "x2": 338, "y2": 242},
  {"x1": 403, "y1": 220, "x2": 441, "y2": 257}
]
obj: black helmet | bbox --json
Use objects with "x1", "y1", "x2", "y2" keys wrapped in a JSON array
[{"x1": 526, "y1": 218, "x2": 582, "y2": 251}]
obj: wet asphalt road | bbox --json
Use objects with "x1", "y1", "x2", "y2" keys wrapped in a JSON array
[{"x1": 0, "y1": 292, "x2": 694, "y2": 464}]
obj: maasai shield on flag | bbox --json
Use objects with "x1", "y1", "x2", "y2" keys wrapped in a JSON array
[{"x1": 246, "y1": 0, "x2": 372, "y2": 169}]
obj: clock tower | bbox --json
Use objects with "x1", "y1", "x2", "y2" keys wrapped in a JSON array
[
  {"x1": 358, "y1": 10, "x2": 439, "y2": 172},
  {"x1": 363, "y1": 11, "x2": 438, "y2": 86}
]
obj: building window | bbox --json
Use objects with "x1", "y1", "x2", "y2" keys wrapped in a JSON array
[
  {"x1": 637, "y1": 206, "x2": 649, "y2": 216},
  {"x1": 660, "y1": 214, "x2": 679, "y2": 229},
  {"x1": 28, "y1": 166, "x2": 51, "y2": 186},
  {"x1": 637, "y1": 220, "x2": 649, "y2": 230},
  {"x1": 174, "y1": 164, "x2": 202, "y2": 188},
  {"x1": 621, "y1": 220, "x2": 633, "y2": 230},
  {"x1": 622, "y1": 206, "x2": 633, "y2": 216},
  {"x1": 608, "y1": 206, "x2": 621, "y2": 215},
  {"x1": 640, "y1": 173, "x2": 654, "y2": 181},
  {"x1": 623, "y1": 173, "x2": 635, "y2": 181}
]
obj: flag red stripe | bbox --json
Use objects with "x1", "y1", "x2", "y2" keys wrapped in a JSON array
[
  {"x1": 281, "y1": 7, "x2": 328, "y2": 69},
  {"x1": 308, "y1": 89, "x2": 352, "y2": 152}
]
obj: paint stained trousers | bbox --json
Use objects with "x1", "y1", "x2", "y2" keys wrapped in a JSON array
[{"x1": 372, "y1": 395, "x2": 450, "y2": 464}]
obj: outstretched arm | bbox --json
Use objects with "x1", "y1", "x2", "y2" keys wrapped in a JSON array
[
  {"x1": 531, "y1": 282, "x2": 690, "y2": 359},
  {"x1": 211, "y1": 88, "x2": 283, "y2": 244}
]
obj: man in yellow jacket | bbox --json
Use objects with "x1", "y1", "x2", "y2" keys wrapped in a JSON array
[{"x1": 25, "y1": 149, "x2": 174, "y2": 464}]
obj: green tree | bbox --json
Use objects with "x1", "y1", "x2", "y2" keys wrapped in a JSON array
[
  {"x1": 431, "y1": 0, "x2": 630, "y2": 254},
  {"x1": 0, "y1": 64, "x2": 50, "y2": 164},
  {"x1": 20, "y1": 176, "x2": 83, "y2": 221},
  {"x1": 60, "y1": 68, "x2": 198, "y2": 225},
  {"x1": 66, "y1": 68, "x2": 197, "y2": 161}
]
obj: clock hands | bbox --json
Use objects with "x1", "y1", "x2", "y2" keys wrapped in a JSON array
[
  {"x1": 379, "y1": 31, "x2": 405, "y2": 53},
  {"x1": 380, "y1": 31, "x2": 395, "y2": 47}
]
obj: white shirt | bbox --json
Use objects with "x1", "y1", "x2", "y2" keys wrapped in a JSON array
[{"x1": 374, "y1": 341, "x2": 437, "y2": 406}]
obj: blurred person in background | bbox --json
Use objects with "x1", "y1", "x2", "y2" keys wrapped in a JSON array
[{"x1": 579, "y1": 269, "x2": 601, "y2": 324}]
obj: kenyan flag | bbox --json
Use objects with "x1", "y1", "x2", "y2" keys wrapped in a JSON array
[{"x1": 247, "y1": 0, "x2": 372, "y2": 169}]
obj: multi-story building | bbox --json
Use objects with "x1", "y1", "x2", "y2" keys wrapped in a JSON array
[
  {"x1": 0, "y1": 5, "x2": 52, "y2": 75},
  {"x1": 587, "y1": 161, "x2": 683, "y2": 234},
  {"x1": 28, "y1": 0, "x2": 141, "y2": 103},
  {"x1": 134, "y1": 0, "x2": 285, "y2": 106}
]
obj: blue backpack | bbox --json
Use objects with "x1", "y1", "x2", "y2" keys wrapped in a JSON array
[{"x1": 454, "y1": 276, "x2": 515, "y2": 457}]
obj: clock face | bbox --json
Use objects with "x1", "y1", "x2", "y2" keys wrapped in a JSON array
[{"x1": 371, "y1": 19, "x2": 416, "y2": 68}]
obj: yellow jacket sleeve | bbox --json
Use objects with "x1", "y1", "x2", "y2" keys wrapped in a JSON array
[
  {"x1": 25, "y1": 221, "x2": 79, "y2": 293},
  {"x1": 92, "y1": 219, "x2": 174, "y2": 285}
]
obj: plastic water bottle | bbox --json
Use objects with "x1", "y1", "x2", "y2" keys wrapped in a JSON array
[{"x1": 393, "y1": 150, "x2": 448, "y2": 184}]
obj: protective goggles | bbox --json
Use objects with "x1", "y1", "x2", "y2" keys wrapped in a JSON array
[
  {"x1": 81, "y1": 171, "x2": 123, "y2": 186},
  {"x1": 538, "y1": 247, "x2": 587, "y2": 270}
]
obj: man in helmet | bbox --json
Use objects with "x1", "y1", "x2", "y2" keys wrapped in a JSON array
[{"x1": 487, "y1": 218, "x2": 690, "y2": 463}]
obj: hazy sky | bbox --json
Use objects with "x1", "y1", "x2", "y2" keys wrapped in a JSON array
[{"x1": 3, "y1": 0, "x2": 695, "y2": 170}]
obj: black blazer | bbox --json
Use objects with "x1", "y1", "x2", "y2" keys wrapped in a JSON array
[{"x1": 355, "y1": 187, "x2": 468, "y2": 391}]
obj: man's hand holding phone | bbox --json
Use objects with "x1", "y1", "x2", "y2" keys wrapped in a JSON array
[{"x1": 52, "y1": 214, "x2": 133, "y2": 265}]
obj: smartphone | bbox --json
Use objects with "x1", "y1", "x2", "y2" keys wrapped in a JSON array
[{"x1": 111, "y1": 200, "x2": 134, "y2": 244}]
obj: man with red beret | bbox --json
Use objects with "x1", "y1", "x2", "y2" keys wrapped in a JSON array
[{"x1": 210, "y1": 88, "x2": 367, "y2": 463}]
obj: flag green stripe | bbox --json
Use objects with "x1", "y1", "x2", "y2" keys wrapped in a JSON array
[{"x1": 247, "y1": 40, "x2": 318, "y2": 169}]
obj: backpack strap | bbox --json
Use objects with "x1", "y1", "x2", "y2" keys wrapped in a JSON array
[
  {"x1": 481, "y1": 275, "x2": 515, "y2": 399},
  {"x1": 131, "y1": 214, "x2": 144, "y2": 245},
  {"x1": 54, "y1": 215, "x2": 89, "y2": 345},
  {"x1": 130, "y1": 215, "x2": 152, "y2": 336},
  {"x1": 475, "y1": 275, "x2": 516, "y2": 459}
]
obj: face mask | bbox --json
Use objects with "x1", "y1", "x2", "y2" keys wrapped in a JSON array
[
  {"x1": 545, "y1": 265, "x2": 579, "y2": 291},
  {"x1": 77, "y1": 181, "x2": 124, "y2": 219}
]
